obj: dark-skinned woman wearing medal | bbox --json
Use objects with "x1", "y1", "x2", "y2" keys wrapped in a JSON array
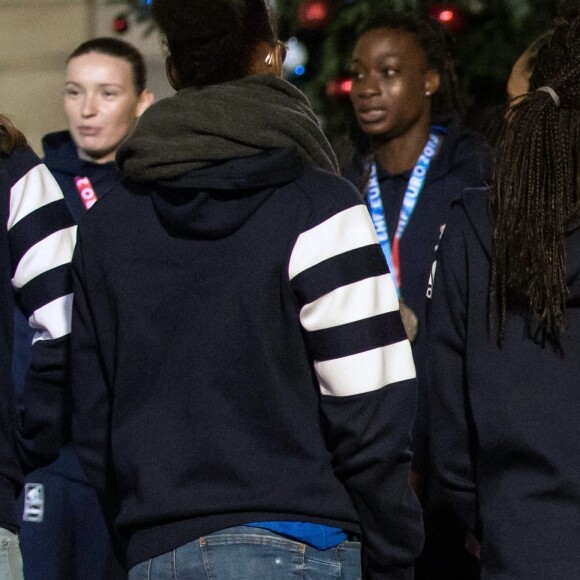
[{"x1": 343, "y1": 11, "x2": 492, "y2": 580}]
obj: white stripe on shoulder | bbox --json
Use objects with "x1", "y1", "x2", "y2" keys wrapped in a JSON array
[
  {"x1": 12, "y1": 226, "x2": 77, "y2": 289},
  {"x1": 289, "y1": 205, "x2": 378, "y2": 280},
  {"x1": 300, "y1": 274, "x2": 398, "y2": 331},
  {"x1": 8, "y1": 164, "x2": 66, "y2": 230},
  {"x1": 30, "y1": 293, "x2": 73, "y2": 342},
  {"x1": 315, "y1": 340, "x2": 416, "y2": 397}
]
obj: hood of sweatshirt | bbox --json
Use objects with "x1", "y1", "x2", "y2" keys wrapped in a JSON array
[
  {"x1": 42, "y1": 131, "x2": 87, "y2": 176},
  {"x1": 147, "y1": 146, "x2": 304, "y2": 239},
  {"x1": 116, "y1": 74, "x2": 338, "y2": 239},
  {"x1": 117, "y1": 74, "x2": 338, "y2": 180},
  {"x1": 428, "y1": 116, "x2": 492, "y2": 184}
]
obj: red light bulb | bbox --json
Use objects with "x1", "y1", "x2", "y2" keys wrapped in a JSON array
[
  {"x1": 297, "y1": 0, "x2": 332, "y2": 30},
  {"x1": 113, "y1": 16, "x2": 129, "y2": 34},
  {"x1": 438, "y1": 9, "x2": 455, "y2": 23}
]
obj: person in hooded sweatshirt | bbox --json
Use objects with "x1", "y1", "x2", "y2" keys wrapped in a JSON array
[
  {"x1": 12, "y1": 37, "x2": 152, "y2": 580},
  {"x1": 428, "y1": 15, "x2": 580, "y2": 579},
  {"x1": 343, "y1": 11, "x2": 492, "y2": 579},
  {"x1": 70, "y1": 0, "x2": 424, "y2": 578},
  {"x1": 0, "y1": 114, "x2": 75, "y2": 580}
]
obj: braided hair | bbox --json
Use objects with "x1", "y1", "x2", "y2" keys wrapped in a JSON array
[
  {"x1": 558, "y1": 0, "x2": 580, "y2": 22},
  {"x1": 490, "y1": 16, "x2": 580, "y2": 343},
  {"x1": 0, "y1": 114, "x2": 26, "y2": 155},
  {"x1": 151, "y1": 0, "x2": 276, "y2": 89}
]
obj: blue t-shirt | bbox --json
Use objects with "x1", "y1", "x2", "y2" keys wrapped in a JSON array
[{"x1": 245, "y1": 521, "x2": 347, "y2": 550}]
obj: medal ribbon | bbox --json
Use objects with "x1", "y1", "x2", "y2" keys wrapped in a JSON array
[{"x1": 366, "y1": 131, "x2": 440, "y2": 293}]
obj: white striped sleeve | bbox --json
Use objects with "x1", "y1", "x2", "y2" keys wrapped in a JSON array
[
  {"x1": 8, "y1": 164, "x2": 66, "y2": 229},
  {"x1": 289, "y1": 205, "x2": 378, "y2": 280},
  {"x1": 315, "y1": 341, "x2": 416, "y2": 397},
  {"x1": 290, "y1": 203, "x2": 416, "y2": 398},
  {"x1": 300, "y1": 274, "x2": 399, "y2": 331},
  {"x1": 8, "y1": 160, "x2": 76, "y2": 343},
  {"x1": 12, "y1": 228, "x2": 77, "y2": 290},
  {"x1": 30, "y1": 294, "x2": 74, "y2": 342}
]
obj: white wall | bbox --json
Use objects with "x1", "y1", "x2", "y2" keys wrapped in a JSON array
[{"x1": 0, "y1": 0, "x2": 172, "y2": 155}]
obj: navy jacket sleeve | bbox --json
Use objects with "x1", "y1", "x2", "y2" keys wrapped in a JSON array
[
  {"x1": 426, "y1": 203, "x2": 478, "y2": 533},
  {"x1": 5, "y1": 146, "x2": 77, "y2": 472},
  {"x1": 289, "y1": 197, "x2": 424, "y2": 579}
]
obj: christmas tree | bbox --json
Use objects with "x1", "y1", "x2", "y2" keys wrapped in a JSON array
[{"x1": 108, "y1": 0, "x2": 562, "y2": 140}]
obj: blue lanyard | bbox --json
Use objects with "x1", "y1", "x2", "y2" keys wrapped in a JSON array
[{"x1": 366, "y1": 131, "x2": 440, "y2": 293}]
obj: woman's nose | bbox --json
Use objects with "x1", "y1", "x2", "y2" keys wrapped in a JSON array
[
  {"x1": 355, "y1": 76, "x2": 381, "y2": 98},
  {"x1": 81, "y1": 94, "x2": 98, "y2": 117}
]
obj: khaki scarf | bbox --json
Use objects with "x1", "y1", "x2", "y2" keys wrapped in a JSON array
[{"x1": 117, "y1": 74, "x2": 338, "y2": 183}]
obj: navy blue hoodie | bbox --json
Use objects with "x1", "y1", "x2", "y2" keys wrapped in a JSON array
[
  {"x1": 427, "y1": 189, "x2": 580, "y2": 579},
  {"x1": 72, "y1": 75, "x2": 425, "y2": 577},
  {"x1": 71, "y1": 146, "x2": 423, "y2": 577}
]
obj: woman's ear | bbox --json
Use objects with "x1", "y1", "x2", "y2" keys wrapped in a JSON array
[
  {"x1": 136, "y1": 90, "x2": 155, "y2": 117},
  {"x1": 165, "y1": 56, "x2": 181, "y2": 90},
  {"x1": 424, "y1": 69, "x2": 441, "y2": 97}
]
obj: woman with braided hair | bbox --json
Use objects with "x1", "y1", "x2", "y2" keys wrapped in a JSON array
[{"x1": 428, "y1": 15, "x2": 580, "y2": 579}]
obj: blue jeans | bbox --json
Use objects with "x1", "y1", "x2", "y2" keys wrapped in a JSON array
[
  {"x1": 0, "y1": 528, "x2": 24, "y2": 580},
  {"x1": 129, "y1": 525, "x2": 362, "y2": 579}
]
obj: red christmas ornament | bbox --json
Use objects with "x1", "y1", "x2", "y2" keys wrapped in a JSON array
[
  {"x1": 113, "y1": 15, "x2": 129, "y2": 34},
  {"x1": 297, "y1": 0, "x2": 333, "y2": 31}
]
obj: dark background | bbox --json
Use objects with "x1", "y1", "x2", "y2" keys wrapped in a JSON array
[{"x1": 110, "y1": 0, "x2": 567, "y2": 141}]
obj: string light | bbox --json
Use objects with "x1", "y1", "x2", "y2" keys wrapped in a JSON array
[
  {"x1": 297, "y1": 0, "x2": 332, "y2": 30},
  {"x1": 430, "y1": 6, "x2": 466, "y2": 32},
  {"x1": 326, "y1": 78, "x2": 352, "y2": 98},
  {"x1": 112, "y1": 14, "x2": 129, "y2": 33}
]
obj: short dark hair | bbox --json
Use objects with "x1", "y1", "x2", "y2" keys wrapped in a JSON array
[
  {"x1": 151, "y1": 0, "x2": 276, "y2": 89},
  {"x1": 67, "y1": 37, "x2": 147, "y2": 94},
  {"x1": 357, "y1": 11, "x2": 465, "y2": 117}
]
